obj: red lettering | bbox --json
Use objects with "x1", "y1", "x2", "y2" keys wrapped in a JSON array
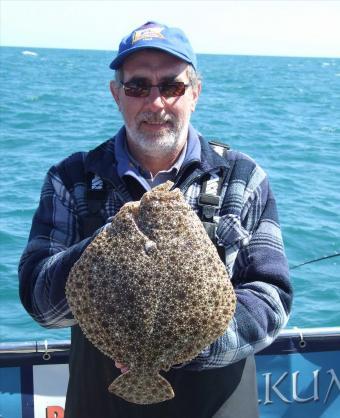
[{"x1": 46, "y1": 406, "x2": 64, "y2": 418}]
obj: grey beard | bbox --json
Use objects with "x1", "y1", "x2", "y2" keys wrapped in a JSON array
[
  {"x1": 125, "y1": 113, "x2": 187, "y2": 158},
  {"x1": 126, "y1": 128, "x2": 180, "y2": 158}
]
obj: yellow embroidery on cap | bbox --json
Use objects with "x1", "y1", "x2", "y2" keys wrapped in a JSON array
[{"x1": 132, "y1": 27, "x2": 165, "y2": 44}]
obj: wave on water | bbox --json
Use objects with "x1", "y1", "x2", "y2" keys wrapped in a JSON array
[{"x1": 21, "y1": 50, "x2": 38, "y2": 56}]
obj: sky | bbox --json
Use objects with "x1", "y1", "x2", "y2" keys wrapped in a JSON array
[{"x1": 1, "y1": 0, "x2": 340, "y2": 58}]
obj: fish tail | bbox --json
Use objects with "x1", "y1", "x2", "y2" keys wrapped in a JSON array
[{"x1": 108, "y1": 371, "x2": 174, "y2": 404}]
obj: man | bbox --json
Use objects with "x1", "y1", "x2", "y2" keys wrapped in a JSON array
[{"x1": 19, "y1": 22, "x2": 292, "y2": 418}]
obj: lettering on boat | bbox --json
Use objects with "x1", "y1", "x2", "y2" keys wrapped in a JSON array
[{"x1": 258, "y1": 368, "x2": 340, "y2": 405}]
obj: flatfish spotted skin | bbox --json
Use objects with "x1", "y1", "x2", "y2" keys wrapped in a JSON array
[{"x1": 66, "y1": 181, "x2": 236, "y2": 404}]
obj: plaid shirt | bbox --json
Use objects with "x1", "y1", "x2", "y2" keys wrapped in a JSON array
[{"x1": 19, "y1": 131, "x2": 292, "y2": 370}]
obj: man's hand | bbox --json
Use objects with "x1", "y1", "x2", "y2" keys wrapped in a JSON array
[{"x1": 115, "y1": 361, "x2": 129, "y2": 374}]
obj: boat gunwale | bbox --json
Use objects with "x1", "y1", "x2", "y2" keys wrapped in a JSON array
[{"x1": 1, "y1": 327, "x2": 339, "y2": 355}]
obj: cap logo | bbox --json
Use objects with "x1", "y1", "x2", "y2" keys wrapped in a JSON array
[{"x1": 132, "y1": 27, "x2": 165, "y2": 44}]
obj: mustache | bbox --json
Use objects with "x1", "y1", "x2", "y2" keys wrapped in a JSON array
[{"x1": 136, "y1": 112, "x2": 174, "y2": 124}]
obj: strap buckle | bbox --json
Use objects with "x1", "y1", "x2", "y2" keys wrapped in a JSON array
[{"x1": 198, "y1": 193, "x2": 221, "y2": 219}]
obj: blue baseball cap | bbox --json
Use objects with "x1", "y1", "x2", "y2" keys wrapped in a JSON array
[{"x1": 109, "y1": 21, "x2": 197, "y2": 71}]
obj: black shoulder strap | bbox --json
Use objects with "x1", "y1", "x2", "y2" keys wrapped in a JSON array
[
  {"x1": 81, "y1": 172, "x2": 108, "y2": 239},
  {"x1": 57, "y1": 159, "x2": 108, "y2": 239},
  {"x1": 198, "y1": 140, "x2": 232, "y2": 261},
  {"x1": 208, "y1": 140, "x2": 230, "y2": 155}
]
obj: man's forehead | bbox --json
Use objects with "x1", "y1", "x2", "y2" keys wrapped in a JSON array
[{"x1": 122, "y1": 49, "x2": 189, "y2": 75}]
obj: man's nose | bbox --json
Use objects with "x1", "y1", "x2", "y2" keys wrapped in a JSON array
[{"x1": 144, "y1": 86, "x2": 166, "y2": 110}]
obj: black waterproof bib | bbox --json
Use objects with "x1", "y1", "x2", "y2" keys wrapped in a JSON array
[
  {"x1": 66, "y1": 326, "x2": 248, "y2": 418},
  {"x1": 64, "y1": 142, "x2": 258, "y2": 418}
]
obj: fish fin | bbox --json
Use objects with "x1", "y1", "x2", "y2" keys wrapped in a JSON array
[{"x1": 108, "y1": 371, "x2": 174, "y2": 404}]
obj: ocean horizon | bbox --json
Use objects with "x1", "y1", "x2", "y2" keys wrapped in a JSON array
[{"x1": 4, "y1": 43, "x2": 340, "y2": 60}]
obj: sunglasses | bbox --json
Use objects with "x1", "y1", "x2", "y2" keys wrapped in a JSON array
[{"x1": 120, "y1": 80, "x2": 190, "y2": 98}]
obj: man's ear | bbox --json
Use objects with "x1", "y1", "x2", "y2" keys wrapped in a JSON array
[
  {"x1": 191, "y1": 80, "x2": 202, "y2": 113},
  {"x1": 110, "y1": 80, "x2": 121, "y2": 110}
]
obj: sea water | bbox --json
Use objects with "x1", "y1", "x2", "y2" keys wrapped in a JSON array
[{"x1": 0, "y1": 47, "x2": 339, "y2": 342}]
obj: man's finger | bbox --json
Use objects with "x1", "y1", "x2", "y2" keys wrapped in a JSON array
[{"x1": 115, "y1": 361, "x2": 129, "y2": 373}]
